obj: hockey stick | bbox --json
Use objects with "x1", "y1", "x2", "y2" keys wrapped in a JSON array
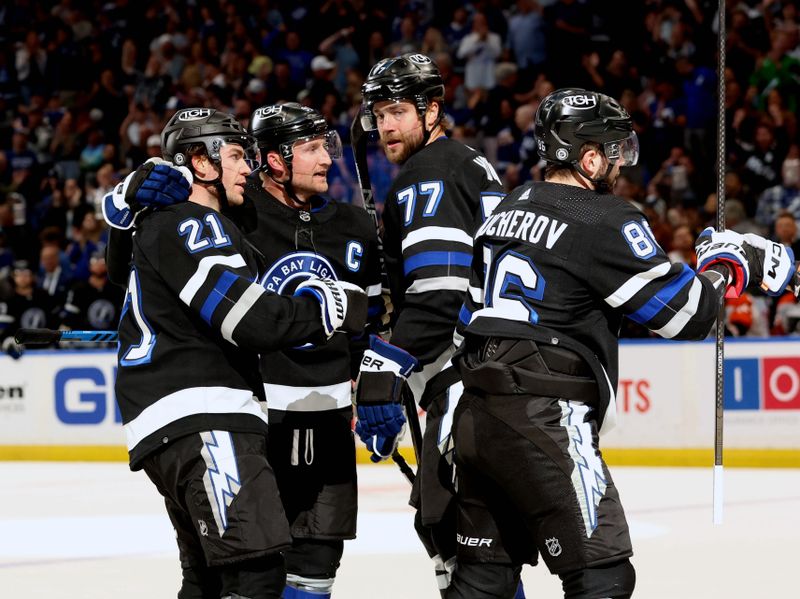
[
  {"x1": 351, "y1": 111, "x2": 422, "y2": 482},
  {"x1": 713, "y1": 0, "x2": 727, "y2": 525},
  {"x1": 15, "y1": 328, "x2": 118, "y2": 345}
]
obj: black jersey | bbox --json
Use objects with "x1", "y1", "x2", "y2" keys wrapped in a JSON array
[
  {"x1": 459, "y1": 182, "x2": 721, "y2": 426},
  {"x1": 382, "y1": 137, "x2": 505, "y2": 366},
  {"x1": 0, "y1": 288, "x2": 59, "y2": 340},
  {"x1": 116, "y1": 201, "x2": 327, "y2": 469},
  {"x1": 244, "y1": 179, "x2": 382, "y2": 421}
]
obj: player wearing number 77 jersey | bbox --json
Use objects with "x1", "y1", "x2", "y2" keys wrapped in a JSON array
[
  {"x1": 353, "y1": 52, "x2": 508, "y2": 596},
  {"x1": 449, "y1": 88, "x2": 799, "y2": 598}
]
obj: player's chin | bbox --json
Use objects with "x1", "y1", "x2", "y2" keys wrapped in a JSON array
[
  {"x1": 227, "y1": 189, "x2": 245, "y2": 205},
  {"x1": 385, "y1": 144, "x2": 406, "y2": 164}
]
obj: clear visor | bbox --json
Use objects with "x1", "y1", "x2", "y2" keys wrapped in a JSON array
[
  {"x1": 604, "y1": 132, "x2": 639, "y2": 166},
  {"x1": 282, "y1": 130, "x2": 343, "y2": 161},
  {"x1": 359, "y1": 102, "x2": 377, "y2": 132},
  {"x1": 218, "y1": 138, "x2": 260, "y2": 173}
]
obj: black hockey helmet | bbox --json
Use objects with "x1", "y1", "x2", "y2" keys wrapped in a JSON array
[
  {"x1": 161, "y1": 107, "x2": 258, "y2": 170},
  {"x1": 360, "y1": 53, "x2": 445, "y2": 131},
  {"x1": 249, "y1": 103, "x2": 342, "y2": 164},
  {"x1": 534, "y1": 88, "x2": 638, "y2": 167}
]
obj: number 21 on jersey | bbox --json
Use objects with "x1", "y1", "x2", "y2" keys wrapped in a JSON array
[{"x1": 178, "y1": 213, "x2": 232, "y2": 253}]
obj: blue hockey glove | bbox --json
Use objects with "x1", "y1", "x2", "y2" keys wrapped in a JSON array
[
  {"x1": 294, "y1": 278, "x2": 368, "y2": 338},
  {"x1": 696, "y1": 227, "x2": 797, "y2": 298},
  {"x1": 354, "y1": 420, "x2": 405, "y2": 463},
  {"x1": 102, "y1": 158, "x2": 192, "y2": 230},
  {"x1": 354, "y1": 335, "x2": 417, "y2": 439}
]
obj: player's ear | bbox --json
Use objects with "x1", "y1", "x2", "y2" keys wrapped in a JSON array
[
  {"x1": 425, "y1": 101, "x2": 441, "y2": 129},
  {"x1": 267, "y1": 151, "x2": 287, "y2": 177},
  {"x1": 191, "y1": 154, "x2": 211, "y2": 178},
  {"x1": 580, "y1": 147, "x2": 603, "y2": 176}
]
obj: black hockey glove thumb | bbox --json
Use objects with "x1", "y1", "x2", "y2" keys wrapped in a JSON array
[{"x1": 294, "y1": 278, "x2": 368, "y2": 338}]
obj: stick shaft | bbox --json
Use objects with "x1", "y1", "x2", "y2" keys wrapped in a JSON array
[
  {"x1": 350, "y1": 114, "x2": 424, "y2": 468},
  {"x1": 15, "y1": 328, "x2": 118, "y2": 345},
  {"x1": 714, "y1": 0, "x2": 727, "y2": 525}
]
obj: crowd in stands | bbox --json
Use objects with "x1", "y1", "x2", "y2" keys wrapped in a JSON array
[{"x1": 1, "y1": 0, "x2": 800, "y2": 350}]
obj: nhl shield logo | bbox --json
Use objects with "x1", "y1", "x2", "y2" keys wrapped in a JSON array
[
  {"x1": 198, "y1": 519, "x2": 209, "y2": 537},
  {"x1": 545, "y1": 537, "x2": 562, "y2": 557}
]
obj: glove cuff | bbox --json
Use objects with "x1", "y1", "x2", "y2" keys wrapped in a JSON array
[
  {"x1": 366, "y1": 335, "x2": 418, "y2": 377},
  {"x1": 356, "y1": 371, "x2": 401, "y2": 405}
]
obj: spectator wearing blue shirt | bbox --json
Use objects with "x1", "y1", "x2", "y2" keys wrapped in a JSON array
[{"x1": 506, "y1": 0, "x2": 547, "y2": 79}]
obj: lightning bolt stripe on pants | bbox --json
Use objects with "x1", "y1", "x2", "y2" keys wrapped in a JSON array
[{"x1": 199, "y1": 431, "x2": 243, "y2": 534}]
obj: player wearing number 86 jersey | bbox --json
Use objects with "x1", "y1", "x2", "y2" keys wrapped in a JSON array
[{"x1": 446, "y1": 89, "x2": 773, "y2": 599}]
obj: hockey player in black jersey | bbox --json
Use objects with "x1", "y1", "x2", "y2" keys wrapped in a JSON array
[
  {"x1": 448, "y1": 88, "x2": 799, "y2": 599},
  {"x1": 244, "y1": 103, "x2": 383, "y2": 599},
  {"x1": 352, "y1": 52, "x2": 515, "y2": 596},
  {"x1": 113, "y1": 108, "x2": 367, "y2": 599},
  {"x1": 104, "y1": 104, "x2": 383, "y2": 599}
]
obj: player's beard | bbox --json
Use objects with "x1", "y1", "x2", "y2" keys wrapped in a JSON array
[{"x1": 380, "y1": 126, "x2": 424, "y2": 165}]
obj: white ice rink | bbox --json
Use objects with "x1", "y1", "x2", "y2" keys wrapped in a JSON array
[{"x1": 1, "y1": 462, "x2": 798, "y2": 598}]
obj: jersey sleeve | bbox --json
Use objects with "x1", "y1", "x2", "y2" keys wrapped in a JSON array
[
  {"x1": 138, "y1": 208, "x2": 327, "y2": 352},
  {"x1": 383, "y1": 153, "x2": 497, "y2": 365},
  {"x1": 106, "y1": 227, "x2": 134, "y2": 287},
  {"x1": 582, "y1": 202, "x2": 722, "y2": 340}
]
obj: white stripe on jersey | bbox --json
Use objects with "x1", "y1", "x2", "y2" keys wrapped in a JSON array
[
  {"x1": 653, "y1": 277, "x2": 702, "y2": 339},
  {"x1": 468, "y1": 284, "x2": 483, "y2": 304},
  {"x1": 220, "y1": 282, "x2": 266, "y2": 345},
  {"x1": 401, "y1": 226, "x2": 474, "y2": 253},
  {"x1": 179, "y1": 254, "x2": 247, "y2": 305},
  {"x1": 604, "y1": 262, "x2": 672, "y2": 308},
  {"x1": 366, "y1": 283, "x2": 382, "y2": 297},
  {"x1": 124, "y1": 387, "x2": 268, "y2": 450},
  {"x1": 264, "y1": 380, "x2": 352, "y2": 411},
  {"x1": 406, "y1": 276, "x2": 469, "y2": 295}
]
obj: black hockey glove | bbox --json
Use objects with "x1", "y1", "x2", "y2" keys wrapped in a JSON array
[
  {"x1": 294, "y1": 278, "x2": 368, "y2": 338},
  {"x1": 696, "y1": 227, "x2": 799, "y2": 298},
  {"x1": 102, "y1": 158, "x2": 192, "y2": 230},
  {"x1": 354, "y1": 335, "x2": 417, "y2": 443}
]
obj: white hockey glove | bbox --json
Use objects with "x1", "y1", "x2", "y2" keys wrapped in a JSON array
[
  {"x1": 102, "y1": 158, "x2": 192, "y2": 230},
  {"x1": 294, "y1": 278, "x2": 368, "y2": 338},
  {"x1": 696, "y1": 227, "x2": 798, "y2": 298}
]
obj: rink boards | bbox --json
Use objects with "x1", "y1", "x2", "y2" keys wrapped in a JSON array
[{"x1": 1, "y1": 338, "x2": 799, "y2": 466}]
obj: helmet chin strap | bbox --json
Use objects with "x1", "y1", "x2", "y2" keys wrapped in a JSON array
[
  {"x1": 193, "y1": 163, "x2": 229, "y2": 208},
  {"x1": 266, "y1": 166, "x2": 311, "y2": 209},
  {"x1": 573, "y1": 159, "x2": 615, "y2": 194}
]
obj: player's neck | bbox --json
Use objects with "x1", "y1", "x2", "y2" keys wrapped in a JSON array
[
  {"x1": 261, "y1": 173, "x2": 312, "y2": 211},
  {"x1": 189, "y1": 186, "x2": 221, "y2": 212},
  {"x1": 424, "y1": 124, "x2": 447, "y2": 146},
  {"x1": 547, "y1": 170, "x2": 595, "y2": 190}
]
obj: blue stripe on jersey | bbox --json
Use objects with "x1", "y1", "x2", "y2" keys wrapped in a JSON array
[
  {"x1": 627, "y1": 263, "x2": 695, "y2": 325},
  {"x1": 200, "y1": 270, "x2": 238, "y2": 325},
  {"x1": 403, "y1": 251, "x2": 472, "y2": 275},
  {"x1": 458, "y1": 304, "x2": 473, "y2": 326}
]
